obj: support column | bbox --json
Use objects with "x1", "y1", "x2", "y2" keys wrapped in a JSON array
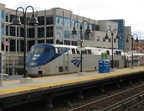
[
  {"x1": 0, "y1": 107, "x2": 4, "y2": 111},
  {"x1": 45, "y1": 96, "x2": 53, "y2": 108},
  {"x1": 0, "y1": 103, "x2": 4, "y2": 111},
  {"x1": 129, "y1": 79, "x2": 132, "y2": 85},
  {"x1": 100, "y1": 85, "x2": 105, "y2": 93},
  {"x1": 77, "y1": 89, "x2": 84, "y2": 99},
  {"x1": 116, "y1": 81, "x2": 121, "y2": 88},
  {"x1": 139, "y1": 77, "x2": 142, "y2": 83}
]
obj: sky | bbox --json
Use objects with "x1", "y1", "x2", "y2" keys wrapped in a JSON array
[{"x1": 1, "y1": 0, "x2": 144, "y2": 39}]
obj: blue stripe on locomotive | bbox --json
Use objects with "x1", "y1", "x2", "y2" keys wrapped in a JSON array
[{"x1": 26, "y1": 44, "x2": 70, "y2": 67}]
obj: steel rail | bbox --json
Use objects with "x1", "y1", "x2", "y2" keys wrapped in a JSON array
[{"x1": 69, "y1": 83, "x2": 144, "y2": 111}]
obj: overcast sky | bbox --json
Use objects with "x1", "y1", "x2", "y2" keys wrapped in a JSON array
[{"x1": 1, "y1": 0, "x2": 144, "y2": 39}]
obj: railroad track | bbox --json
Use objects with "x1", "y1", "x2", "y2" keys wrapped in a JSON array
[{"x1": 69, "y1": 83, "x2": 144, "y2": 111}]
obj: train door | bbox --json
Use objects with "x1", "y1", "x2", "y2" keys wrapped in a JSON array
[{"x1": 63, "y1": 51, "x2": 69, "y2": 74}]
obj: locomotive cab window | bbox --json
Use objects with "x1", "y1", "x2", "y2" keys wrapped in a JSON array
[
  {"x1": 30, "y1": 48, "x2": 39, "y2": 53},
  {"x1": 39, "y1": 48, "x2": 50, "y2": 52}
]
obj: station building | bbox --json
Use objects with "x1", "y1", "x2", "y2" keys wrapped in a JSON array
[{"x1": 0, "y1": 3, "x2": 131, "y2": 75}]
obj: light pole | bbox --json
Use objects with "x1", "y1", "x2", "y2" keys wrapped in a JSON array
[
  {"x1": 105, "y1": 29, "x2": 120, "y2": 71},
  {"x1": 72, "y1": 20, "x2": 91, "y2": 72},
  {"x1": 11, "y1": 6, "x2": 38, "y2": 78},
  {"x1": 126, "y1": 34, "x2": 138, "y2": 68}
]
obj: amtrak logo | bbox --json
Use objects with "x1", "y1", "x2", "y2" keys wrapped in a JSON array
[
  {"x1": 32, "y1": 54, "x2": 40, "y2": 60},
  {"x1": 71, "y1": 57, "x2": 82, "y2": 67}
]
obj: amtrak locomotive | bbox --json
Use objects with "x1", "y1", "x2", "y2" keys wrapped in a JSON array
[{"x1": 26, "y1": 43, "x2": 144, "y2": 76}]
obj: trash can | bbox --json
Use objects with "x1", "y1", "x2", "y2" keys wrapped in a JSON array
[{"x1": 99, "y1": 59, "x2": 110, "y2": 73}]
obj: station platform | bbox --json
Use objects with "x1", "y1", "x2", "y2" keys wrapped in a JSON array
[{"x1": 1, "y1": 67, "x2": 144, "y2": 99}]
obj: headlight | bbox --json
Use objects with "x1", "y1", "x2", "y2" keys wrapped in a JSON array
[{"x1": 30, "y1": 62, "x2": 36, "y2": 66}]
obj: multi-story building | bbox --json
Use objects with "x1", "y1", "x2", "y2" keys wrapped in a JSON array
[
  {"x1": 124, "y1": 26, "x2": 132, "y2": 52},
  {"x1": 133, "y1": 40, "x2": 144, "y2": 53},
  {"x1": 0, "y1": 3, "x2": 130, "y2": 75}
]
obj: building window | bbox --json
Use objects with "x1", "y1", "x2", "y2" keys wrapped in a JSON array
[
  {"x1": 10, "y1": 40, "x2": 15, "y2": 51},
  {"x1": 20, "y1": 16, "x2": 24, "y2": 24},
  {"x1": 16, "y1": 27, "x2": 19, "y2": 37},
  {"x1": 64, "y1": 28, "x2": 70, "y2": 38},
  {"x1": 6, "y1": 13, "x2": 8, "y2": 22},
  {"x1": 64, "y1": 40, "x2": 70, "y2": 45},
  {"x1": 46, "y1": 39, "x2": 53, "y2": 44},
  {"x1": 64, "y1": 17, "x2": 70, "y2": 27},
  {"x1": 6, "y1": 26, "x2": 8, "y2": 36},
  {"x1": 56, "y1": 15, "x2": 63, "y2": 26},
  {"x1": 72, "y1": 41, "x2": 77, "y2": 46},
  {"x1": 46, "y1": 27, "x2": 53, "y2": 37},
  {"x1": 46, "y1": 15, "x2": 53, "y2": 25},
  {"x1": 1, "y1": 10, "x2": 5, "y2": 21},
  {"x1": 10, "y1": 14, "x2": 15, "y2": 22},
  {"x1": 20, "y1": 28, "x2": 24, "y2": 37},
  {"x1": 85, "y1": 33, "x2": 89, "y2": 40},
  {"x1": 10, "y1": 26, "x2": 15, "y2": 36},
  {"x1": 103, "y1": 37, "x2": 105, "y2": 42},
  {"x1": 56, "y1": 39, "x2": 63, "y2": 44},
  {"x1": 38, "y1": 27, "x2": 44, "y2": 38},
  {"x1": 1, "y1": 23, "x2": 5, "y2": 35},
  {"x1": 114, "y1": 38, "x2": 116, "y2": 43},
  {"x1": 38, "y1": 40, "x2": 44, "y2": 43},
  {"x1": 108, "y1": 25, "x2": 111, "y2": 30},
  {"x1": 38, "y1": 16, "x2": 45, "y2": 25},
  {"x1": 28, "y1": 28, "x2": 35, "y2": 38},
  {"x1": 20, "y1": 40, "x2": 24, "y2": 52},
  {"x1": 92, "y1": 24, "x2": 99, "y2": 31},
  {"x1": 109, "y1": 38, "x2": 111, "y2": 42},
  {"x1": 56, "y1": 27, "x2": 63, "y2": 38},
  {"x1": 28, "y1": 40, "x2": 35, "y2": 51},
  {"x1": 96, "y1": 36, "x2": 100, "y2": 41},
  {"x1": 1, "y1": 37, "x2": 4, "y2": 51},
  {"x1": 71, "y1": 19, "x2": 80, "y2": 28}
]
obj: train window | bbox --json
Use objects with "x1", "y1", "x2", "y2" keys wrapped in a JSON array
[
  {"x1": 44, "y1": 48, "x2": 50, "y2": 52},
  {"x1": 82, "y1": 50, "x2": 87, "y2": 54},
  {"x1": 85, "y1": 50, "x2": 87, "y2": 54},
  {"x1": 115, "y1": 51, "x2": 121, "y2": 55},
  {"x1": 87, "y1": 50, "x2": 92, "y2": 54},
  {"x1": 76, "y1": 49, "x2": 80, "y2": 54},
  {"x1": 115, "y1": 51, "x2": 119, "y2": 55},
  {"x1": 56, "y1": 47, "x2": 63, "y2": 54},
  {"x1": 30, "y1": 48, "x2": 34, "y2": 53},
  {"x1": 72, "y1": 49, "x2": 76, "y2": 54},
  {"x1": 106, "y1": 50, "x2": 110, "y2": 55},
  {"x1": 81, "y1": 51, "x2": 85, "y2": 54},
  {"x1": 31, "y1": 48, "x2": 39, "y2": 53},
  {"x1": 119, "y1": 51, "x2": 121, "y2": 55},
  {"x1": 39, "y1": 48, "x2": 50, "y2": 52}
]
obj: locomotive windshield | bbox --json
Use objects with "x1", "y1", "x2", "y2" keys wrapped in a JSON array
[{"x1": 30, "y1": 48, "x2": 50, "y2": 53}]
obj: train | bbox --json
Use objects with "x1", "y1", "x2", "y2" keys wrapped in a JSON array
[{"x1": 26, "y1": 43, "x2": 144, "y2": 76}]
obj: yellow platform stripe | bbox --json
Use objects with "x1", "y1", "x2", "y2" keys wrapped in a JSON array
[{"x1": 1, "y1": 69, "x2": 144, "y2": 95}]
